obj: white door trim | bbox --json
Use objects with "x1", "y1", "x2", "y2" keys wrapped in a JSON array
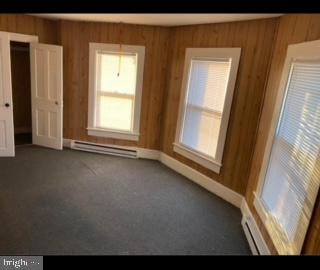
[
  {"x1": 0, "y1": 31, "x2": 38, "y2": 157},
  {"x1": 0, "y1": 32, "x2": 14, "y2": 156},
  {"x1": 8, "y1": 32, "x2": 38, "y2": 43}
]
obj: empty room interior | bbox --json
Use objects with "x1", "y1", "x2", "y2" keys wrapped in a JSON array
[{"x1": 0, "y1": 13, "x2": 320, "y2": 256}]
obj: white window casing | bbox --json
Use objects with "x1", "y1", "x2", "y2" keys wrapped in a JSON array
[
  {"x1": 254, "y1": 39, "x2": 320, "y2": 255},
  {"x1": 87, "y1": 43, "x2": 145, "y2": 141},
  {"x1": 174, "y1": 48, "x2": 241, "y2": 174}
]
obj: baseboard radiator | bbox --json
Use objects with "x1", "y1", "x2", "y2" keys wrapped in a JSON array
[
  {"x1": 70, "y1": 140, "x2": 138, "y2": 159},
  {"x1": 242, "y1": 217, "x2": 260, "y2": 255}
]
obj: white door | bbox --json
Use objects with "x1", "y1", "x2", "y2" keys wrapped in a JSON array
[
  {"x1": 30, "y1": 43, "x2": 63, "y2": 150},
  {"x1": 0, "y1": 32, "x2": 14, "y2": 156}
]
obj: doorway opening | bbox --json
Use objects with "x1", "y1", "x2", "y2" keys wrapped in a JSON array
[{"x1": 10, "y1": 41, "x2": 32, "y2": 146}]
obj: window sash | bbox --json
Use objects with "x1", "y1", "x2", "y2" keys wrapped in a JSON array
[
  {"x1": 260, "y1": 138, "x2": 314, "y2": 249},
  {"x1": 185, "y1": 103, "x2": 223, "y2": 118},
  {"x1": 173, "y1": 48, "x2": 241, "y2": 174},
  {"x1": 94, "y1": 50, "x2": 137, "y2": 132},
  {"x1": 180, "y1": 104, "x2": 222, "y2": 159},
  {"x1": 96, "y1": 51, "x2": 137, "y2": 96},
  {"x1": 95, "y1": 91, "x2": 135, "y2": 132},
  {"x1": 256, "y1": 55, "x2": 320, "y2": 255},
  {"x1": 88, "y1": 43, "x2": 145, "y2": 141},
  {"x1": 179, "y1": 59, "x2": 228, "y2": 159}
]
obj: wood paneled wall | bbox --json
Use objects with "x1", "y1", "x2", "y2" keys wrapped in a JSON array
[
  {"x1": 245, "y1": 14, "x2": 320, "y2": 255},
  {"x1": 0, "y1": 14, "x2": 58, "y2": 133},
  {"x1": 1, "y1": 14, "x2": 319, "y2": 254},
  {"x1": 0, "y1": 14, "x2": 58, "y2": 44},
  {"x1": 160, "y1": 18, "x2": 279, "y2": 195},
  {"x1": 59, "y1": 20, "x2": 170, "y2": 150}
]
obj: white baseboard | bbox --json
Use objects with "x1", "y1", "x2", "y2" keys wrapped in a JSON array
[
  {"x1": 159, "y1": 153, "x2": 243, "y2": 208},
  {"x1": 63, "y1": 138, "x2": 72, "y2": 148},
  {"x1": 240, "y1": 199, "x2": 270, "y2": 255},
  {"x1": 136, "y1": 148, "x2": 160, "y2": 160}
]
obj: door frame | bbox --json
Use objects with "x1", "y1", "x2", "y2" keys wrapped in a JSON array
[{"x1": 1, "y1": 31, "x2": 38, "y2": 150}]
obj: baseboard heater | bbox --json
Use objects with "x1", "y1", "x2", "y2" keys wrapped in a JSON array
[
  {"x1": 242, "y1": 218, "x2": 260, "y2": 255},
  {"x1": 70, "y1": 140, "x2": 138, "y2": 159}
]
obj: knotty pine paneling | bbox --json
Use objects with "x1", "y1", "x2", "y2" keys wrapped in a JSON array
[
  {"x1": 245, "y1": 14, "x2": 320, "y2": 255},
  {"x1": 0, "y1": 14, "x2": 58, "y2": 133},
  {"x1": 0, "y1": 14, "x2": 58, "y2": 44},
  {"x1": 59, "y1": 20, "x2": 170, "y2": 149},
  {"x1": 2, "y1": 14, "x2": 319, "y2": 254},
  {"x1": 160, "y1": 18, "x2": 279, "y2": 195}
]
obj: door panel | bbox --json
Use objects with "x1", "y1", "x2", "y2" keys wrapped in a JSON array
[
  {"x1": 0, "y1": 32, "x2": 14, "y2": 156},
  {"x1": 30, "y1": 43, "x2": 63, "y2": 150}
]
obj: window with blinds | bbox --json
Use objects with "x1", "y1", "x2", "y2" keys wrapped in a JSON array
[
  {"x1": 95, "y1": 52, "x2": 137, "y2": 131},
  {"x1": 88, "y1": 43, "x2": 145, "y2": 141},
  {"x1": 174, "y1": 48, "x2": 241, "y2": 173},
  {"x1": 259, "y1": 61, "x2": 320, "y2": 254},
  {"x1": 181, "y1": 59, "x2": 231, "y2": 159}
]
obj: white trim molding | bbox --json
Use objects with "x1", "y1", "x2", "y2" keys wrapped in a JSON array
[
  {"x1": 87, "y1": 42, "x2": 145, "y2": 141},
  {"x1": 136, "y1": 148, "x2": 160, "y2": 160},
  {"x1": 241, "y1": 199, "x2": 270, "y2": 255},
  {"x1": 159, "y1": 152, "x2": 243, "y2": 208},
  {"x1": 87, "y1": 127, "x2": 139, "y2": 141},
  {"x1": 173, "y1": 47, "x2": 241, "y2": 175},
  {"x1": 173, "y1": 143, "x2": 222, "y2": 173},
  {"x1": 254, "y1": 39, "x2": 320, "y2": 255},
  {"x1": 0, "y1": 31, "x2": 39, "y2": 43},
  {"x1": 63, "y1": 138, "x2": 72, "y2": 148}
]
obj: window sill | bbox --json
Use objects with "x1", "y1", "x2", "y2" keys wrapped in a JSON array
[
  {"x1": 87, "y1": 127, "x2": 139, "y2": 141},
  {"x1": 173, "y1": 143, "x2": 222, "y2": 174}
]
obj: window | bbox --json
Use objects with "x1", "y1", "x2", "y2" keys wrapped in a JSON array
[
  {"x1": 88, "y1": 43, "x2": 145, "y2": 141},
  {"x1": 174, "y1": 48, "x2": 241, "y2": 173},
  {"x1": 254, "y1": 40, "x2": 320, "y2": 255}
]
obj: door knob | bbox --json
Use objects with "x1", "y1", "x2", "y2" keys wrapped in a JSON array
[
  {"x1": 5, "y1": 103, "x2": 10, "y2": 107},
  {"x1": 55, "y1": 101, "x2": 58, "y2": 105}
]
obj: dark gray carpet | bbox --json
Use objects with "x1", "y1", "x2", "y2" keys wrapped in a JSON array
[{"x1": 0, "y1": 145, "x2": 251, "y2": 255}]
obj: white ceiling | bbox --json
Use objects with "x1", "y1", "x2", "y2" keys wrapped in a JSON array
[{"x1": 31, "y1": 14, "x2": 283, "y2": 27}]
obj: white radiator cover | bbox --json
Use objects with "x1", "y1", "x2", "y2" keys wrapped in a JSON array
[
  {"x1": 70, "y1": 140, "x2": 138, "y2": 159},
  {"x1": 241, "y1": 200, "x2": 270, "y2": 255}
]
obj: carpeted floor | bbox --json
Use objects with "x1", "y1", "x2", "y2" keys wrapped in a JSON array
[{"x1": 0, "y1": 145, "x2": 251, "y2": 255}]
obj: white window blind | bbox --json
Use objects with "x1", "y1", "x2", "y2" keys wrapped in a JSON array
[
  {"x1": 181, "y1": 59, "x2": 231, "y2": 158},
  {"x1": 260, "y1": 61, "x2": 320, "y2": 254},
  {"x1": 95, "y1": 52, "x2": 137, "y2": 131}
]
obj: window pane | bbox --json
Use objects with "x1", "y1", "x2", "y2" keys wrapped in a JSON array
[
  {"x1": 181, "y1": 107, "x2": 222, "y2": 158},
  {"x1": 187, "y1": 59, "x2": 231, "y2": 112},
  {"x1": 98, "y1": 52, "x2": 137, "y2": 95},
  {"x1": 181, "y1": 59, "x2": 230, "y2": 158},
  {"x1": 96, "y1": 95, "x2": 133, "y2": 131},
  {"x1": 261, "y1": 62, "x2": 320, "y2": 253}
]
